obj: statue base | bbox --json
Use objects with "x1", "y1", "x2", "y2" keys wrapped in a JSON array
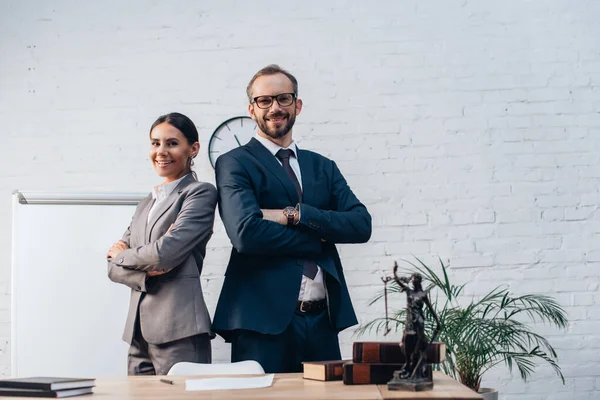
[{"x1": 387, "y1": 369, "x2": 433, "y2": 392}]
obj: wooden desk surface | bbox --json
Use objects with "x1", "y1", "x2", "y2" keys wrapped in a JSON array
[
  {"x1": 93, "y1": 373, "x2": 380, "y2": 400},
  {"x1": 0, "y1": 372, "x2": 481, "y2": 400},
  {"x1": 378, "y1": 373, "x2": 482, "y2": 399}
]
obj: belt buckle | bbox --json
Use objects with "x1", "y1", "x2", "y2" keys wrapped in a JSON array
[{"x1": 299, "y1": 301, "x2": 309, "y2": 313}]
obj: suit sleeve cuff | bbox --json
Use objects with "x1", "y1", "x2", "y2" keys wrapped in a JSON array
[{"x1": 297, "y1": 203, "x2": 322, "y2": 232}]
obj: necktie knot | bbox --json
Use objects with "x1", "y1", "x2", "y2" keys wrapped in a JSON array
[{"x1": 276, "y1": 148, "x2": 294, "y2": 161}]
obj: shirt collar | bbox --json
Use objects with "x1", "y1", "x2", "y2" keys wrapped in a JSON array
[
  {"x1": 152, "y1": 173, "x2": 190, "y2": 202},
  {"x1": 254, "y1": 134, "x2": 298, "y2": 158}
]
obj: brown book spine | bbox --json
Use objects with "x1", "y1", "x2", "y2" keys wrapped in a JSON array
[
  {"x1": 343, "y1": 362, "x2": 403, "y2": 385},
  {"x1": 352, "y1": 342, "x2": 446, "y2": 364},
  {"x1": 343, "y1": 363, "x2": 433, "y2": 385},
  {"x1": 325, "y1": 363, "x2": 344, "y2": 381},
  {"x1": 426, "y1": 342, "x2": 446, "y2": 363}
]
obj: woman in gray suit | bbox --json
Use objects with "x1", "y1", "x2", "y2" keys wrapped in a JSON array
[{"x1": 107, "y1": 112, "x2": 217, "y2": 375}]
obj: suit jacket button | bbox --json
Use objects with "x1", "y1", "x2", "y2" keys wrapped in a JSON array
[{"x1": 297, "y1": 260, "x2": 303, "y2": 265}]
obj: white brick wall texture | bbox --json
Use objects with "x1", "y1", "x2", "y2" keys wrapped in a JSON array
[{"x1": 2, "y1": 0, "x2": 599, "y2": 398}]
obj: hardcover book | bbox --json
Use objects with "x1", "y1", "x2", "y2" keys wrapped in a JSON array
[
  {"x1": 343, "y1": 362, "x2": 432, "y2": 385},
  {"x1": 303, "y1": 360, "x2": 349, "y2": 381},
  {"x1": 0, "y1": 387, "x2": 94, "y2": 398},
  {"x1": 0, "y1": 377, "x2": 95, "y2": 391},
  {"x1": 352, "y1": 341, "x2": 446, "y2": 364}
]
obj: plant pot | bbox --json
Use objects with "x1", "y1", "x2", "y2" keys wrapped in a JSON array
[{"x1": 478, "y1": 388, "x2": 498, "y2": 400}]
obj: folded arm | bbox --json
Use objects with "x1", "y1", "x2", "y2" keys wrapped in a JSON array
[
  {"x1": 113, "y1": 183, "x2": 217, "y2": 272},
  {"x1": 216, "y1": 154, "x2": 322, "y2": 257},
  {"x1": 297, "y1": 161, "x2": 372, "y2": 244},
  {"x1": 107, "y1": 225, "x2": 149, "y2": 292}
]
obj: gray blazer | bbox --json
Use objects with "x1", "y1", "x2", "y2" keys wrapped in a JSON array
[{"x1": 108, "y1": 174, "x2": 217, "y2": 345}]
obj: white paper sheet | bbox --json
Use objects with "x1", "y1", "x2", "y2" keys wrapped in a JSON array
[{"x1": 185, "y1": 374, "x2": 275, "y2": 391}]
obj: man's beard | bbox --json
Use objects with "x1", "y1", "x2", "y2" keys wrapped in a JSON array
[{"x1": 257, "y1": 111, "x2": 296, "y2": 139}]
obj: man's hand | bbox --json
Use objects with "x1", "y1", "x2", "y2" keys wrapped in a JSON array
[
  {"x1": 107, "y1": 240, "x2": 129, "y2": 259},
  {"x1": 261, "y1": 209, "x2": 287, "y2": 226}
]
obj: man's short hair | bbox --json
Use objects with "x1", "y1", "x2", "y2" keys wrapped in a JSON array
[{"x1": 246, "y1": 64, "x2": 298, "y2": 102}]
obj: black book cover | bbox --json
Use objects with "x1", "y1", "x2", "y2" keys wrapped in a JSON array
[
  {"x1": 0, "y1": 386, "x2": 94, "y2": 398},
  {"x1": 0, "y1": 377, "x2": 95, "y2": 391}
]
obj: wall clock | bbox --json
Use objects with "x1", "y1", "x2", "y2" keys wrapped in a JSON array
[{"x1": 208, "y1": 116, "x2": 257, "y2": 168}]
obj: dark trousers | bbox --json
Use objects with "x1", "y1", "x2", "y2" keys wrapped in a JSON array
[
  {"x1": 231, "y1": 309, "x2": 341, "y2": 373},
  {"x1": 128, "y1": 317, "x2": 211, "y2": 375}
]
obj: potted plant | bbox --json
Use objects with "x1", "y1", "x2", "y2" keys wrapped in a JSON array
[{"x1": 356, "y1": 257, "x2": 568, "y2": 399}]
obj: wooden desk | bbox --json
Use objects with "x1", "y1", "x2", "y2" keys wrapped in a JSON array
[{"x1": 1, "y1": 372, "x2": 481, "y2": 399}]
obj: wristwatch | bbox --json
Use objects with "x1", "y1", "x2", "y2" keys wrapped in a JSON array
[{"x1": 282, "y1": 205, "x2": 299, "y2": 226}]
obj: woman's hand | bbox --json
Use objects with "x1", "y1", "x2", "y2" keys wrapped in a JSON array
[
  {"x1": 146, "y1": 270, "x2": 171, "y2": 277},
  {"x1": 109, "y1": 223, "x2": 176, "y2": 274},
  {"x1": 107, "y1": 240, "x2": 129, "y2": 259}
]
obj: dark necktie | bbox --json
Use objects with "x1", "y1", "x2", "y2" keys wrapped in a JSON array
[
  {"x1": 275, "y1": 149, "x2": 302, "y2": 201},
  {"x1": 275, "y1": 148, "x2": 318, "y2": 280}
]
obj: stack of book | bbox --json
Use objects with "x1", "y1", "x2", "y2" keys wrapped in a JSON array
[
  {"x1": 303, "y1": 341, "x2": 446, "y2": 385},
  {"x1": 0, "y1": 377, "x2": 96, "y2": 398}
]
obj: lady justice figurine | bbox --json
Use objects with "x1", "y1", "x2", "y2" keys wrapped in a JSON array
[{"x1": 388, "y1": 262, "x2": 442, "y2": 391}]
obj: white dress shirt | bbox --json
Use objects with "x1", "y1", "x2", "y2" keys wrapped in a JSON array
[
  {"x1": 254, "y1": 134, "x2": 326, "y2": 302},
  {"x1": 147, "y1": 173, "x2": 190, "y2": 223}
]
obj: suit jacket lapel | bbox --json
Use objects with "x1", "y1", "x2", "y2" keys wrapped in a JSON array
[
  {"x1": 146, "y1": 174, "x2": 194, "y2": 242},
  {"x1": 134, "y1": 196, "x2": 154, "y2": 246},
  {"x1": 246, "y1": 138, "x2": 300, "y2": 204},
  {"x1": 297, "y1": 149, "x2": 314, "y2": 206}
]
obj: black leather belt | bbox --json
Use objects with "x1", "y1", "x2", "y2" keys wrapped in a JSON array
[{"x1": 296, "y1": 299, "x2": 327, "y2": 313}]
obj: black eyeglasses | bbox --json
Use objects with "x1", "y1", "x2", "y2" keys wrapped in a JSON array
[{"x1": 251, "y1": 93, "x2": 296, "y2": 109}]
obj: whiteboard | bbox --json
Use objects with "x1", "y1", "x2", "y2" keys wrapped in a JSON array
[{"x1": 11, "y1": 191, "x2": 146, "y2": 377}]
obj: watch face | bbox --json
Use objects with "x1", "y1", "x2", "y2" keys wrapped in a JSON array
[
  {"x1": 283, "y1": 206, "x2": 298, "y2": 216},
  {"x1": 208, "y1": 116, "x2": 257, "y2": 168}
]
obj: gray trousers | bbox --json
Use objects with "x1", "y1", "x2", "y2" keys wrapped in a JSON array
[{"x1": 128, "y1": 317, "x2": 211, "y2": 375}]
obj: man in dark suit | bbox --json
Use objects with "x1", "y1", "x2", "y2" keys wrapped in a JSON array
[{"x1": 213, "y1": 64, "x2": 372, "y2": 373}]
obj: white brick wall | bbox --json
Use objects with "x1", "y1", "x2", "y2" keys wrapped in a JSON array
[{"x1": 2, "y1": 0, "x2": 599, "y2": 398}]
